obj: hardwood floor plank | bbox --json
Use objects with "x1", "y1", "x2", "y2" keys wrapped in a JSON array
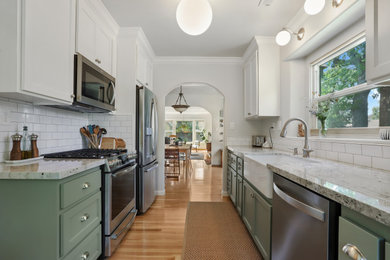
[{"x1": 109, "y1": 160, "x2": 225, "y2": 260}]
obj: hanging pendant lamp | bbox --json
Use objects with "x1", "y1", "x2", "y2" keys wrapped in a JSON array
[
  {"x1": 176, "y1": 0, "x2": 213, "y2": 36},
  {"x1": 172, "y1": 86, "x2": 190, "y2": 113}
]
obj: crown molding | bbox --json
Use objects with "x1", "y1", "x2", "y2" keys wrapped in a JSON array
[{"x1": 154, "y1": 56, "x2": 243, "y2": 65}]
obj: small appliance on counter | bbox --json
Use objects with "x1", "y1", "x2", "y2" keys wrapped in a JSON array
[{"x1": 252, "y1": 135, "x2": 266, "y2": 147}]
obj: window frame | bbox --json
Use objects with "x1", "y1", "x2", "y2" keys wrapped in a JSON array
[
  {"x1": 310, "y1": 33, "x2": 374, "y2": 130},
  {"x1": 164, "y1": 119, "x2": 206, "y2": 142}
]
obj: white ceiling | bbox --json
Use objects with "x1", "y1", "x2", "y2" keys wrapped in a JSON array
[{"x1": 102, "y1": 0, "x2": 305, "y2": 57}]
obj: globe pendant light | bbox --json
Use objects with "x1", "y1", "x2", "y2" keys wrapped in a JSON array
[
  {"x1": 172, "y1": 86, "x2": 190, "y2": 113},
  {"x1": 304, "y1": 0, "x2": 326, "y2": 15},
  {"x1": 275, "y1": 29, "x2": 291, "y2": 46},
  {"x1": 176, "y1": 0, "x2": 213, "y2": 36}
]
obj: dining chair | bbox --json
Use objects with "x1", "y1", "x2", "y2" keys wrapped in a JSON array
[{"x1": 165, "y1": 149, "x2": 180, "y2": 178}]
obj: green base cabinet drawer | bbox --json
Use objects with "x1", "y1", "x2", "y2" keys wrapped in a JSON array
[
  {"x1": 339, "y1": 217, "x2": 384, "y2": 260},
  {"x1": 230, "y1": 171, "x2": 237, "y2": 205},
  {"x1": 236, "y1": 175, "x2": 243, "y2": 216},
  {"x1": 61, "y1": 169, "x2": 101, "y2": 209},
  {"x1": 61, "y1": 192, "x2": 101, "y2": 256},
  {"x1": 237, "y1": 157, "x2": 243, "y2": 176},
  {"x1": 63, "y1": 226, "x2": 102, "y2": 260},
  {"x1": 228, "y1": 152, "x2": 237, "y2": 171},
  {"x1": 386, "y1": 242, "x2": 390, "y2": 260}
]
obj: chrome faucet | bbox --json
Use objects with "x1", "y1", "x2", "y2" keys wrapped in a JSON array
[{"x1": 280, "y1": 118, "x2": 313, "y2": 158}]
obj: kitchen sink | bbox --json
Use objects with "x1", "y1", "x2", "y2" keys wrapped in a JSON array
[{"x1": 244, "y1": 153, "x2": 320, "y2": 199}]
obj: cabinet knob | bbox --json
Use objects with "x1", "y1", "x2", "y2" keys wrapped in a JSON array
[
  {"x1": 342, "y1": 244, "x2": 367, "y2": 260},
  {"x1": 247, "y1": 112, "x2": 251, "y2": 116},
  {"x1": 82, "y1": 182, "x2": 90, "y2": 189},
  {"x1": 80, "y1": 214, "x2": 90, "y2": 222},
  {"x1": 250, "y1": 193, "x2": 254, "y2": 198},
  {"x1": 95, "y1": 58, "x2": 101, "y2": 64},
  {"x1": 146, "y1": 83, "x2": 149, "y2": 86},
  {"x1": 81, "y1": 251, "x2": 90, "y2": 260},
  {"x1": 70, "y1": 94, "x2": 75, "y2": 99}
]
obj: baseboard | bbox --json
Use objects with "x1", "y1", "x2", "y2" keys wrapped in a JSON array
[
  {"x1": 221, "y1": 190, "x2": 229, "y2": 196},
  {"x1": 155, "y1": 190, "x2": 166, "y2": 196}
]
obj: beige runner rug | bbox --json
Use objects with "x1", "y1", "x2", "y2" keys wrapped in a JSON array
[{"x1": 182, "y1": 202, "x2": 263, "y2": 260}]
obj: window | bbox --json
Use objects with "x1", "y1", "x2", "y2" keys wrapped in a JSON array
[
  {"x1": 164, "y1": 120, "x2": 206, "y2": 142},
  {"x1": 165, "y1": 121, "x2": 174, "y2": 137},
  {"x1": 176, "y1": 121, "x2": 193, "y2": 142},
  {"x1": 312, "y1": 35, "x2": 390, "y2": 129}
]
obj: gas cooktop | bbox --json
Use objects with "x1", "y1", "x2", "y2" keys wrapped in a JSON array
[{"x1": 44, "y1": 149, "x2": 128, "y2": 159}]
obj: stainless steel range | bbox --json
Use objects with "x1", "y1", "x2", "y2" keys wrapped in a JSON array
[{"x1": 44, "y1": 149, "x2": 137, "y2": 257}]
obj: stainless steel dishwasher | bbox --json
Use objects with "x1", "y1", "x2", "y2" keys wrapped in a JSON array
[{"x1": 272, "y1": 174, "x2": 339, "y2": 260}]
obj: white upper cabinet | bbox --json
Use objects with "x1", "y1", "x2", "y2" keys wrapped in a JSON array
[
  {"x1": 136, "y1": 43, "x2": 153, "y2": 88},
  {"x1": 0, "y1": 0, "x2": 75, "y2": 104},
  {"x1": 76, "y1": 0, "x2": 117, "y2": 76},
  {"x1": 243, "y1": 37, "x2": 280, "y2": 119},
  {"x1": 366, "y1": 0, "x2": 390, "y2": 84}
]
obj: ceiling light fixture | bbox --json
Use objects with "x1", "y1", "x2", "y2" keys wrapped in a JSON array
[
  {"x1": 176, "y1": 0, "x2": 213, "y2": 36},
  {"x1": 304, "y1": 0, "x2": 326, "y2": 15},
  {"x1": 172, "y1": 86, "x2": 190, "y2": 113},
  {"x1": 275, "y1": 28, "x2": 305, "y2": 46}
]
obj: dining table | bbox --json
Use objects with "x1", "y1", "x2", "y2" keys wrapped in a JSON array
[{"x1": 165, "y1": 144, "x2": 191, "y2": 175}]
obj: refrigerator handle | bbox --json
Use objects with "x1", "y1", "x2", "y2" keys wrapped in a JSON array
[
  {"x1": 150, "y1": 98, "x2": 158, "y2": 156},
  {"x1": 273, "y1": 183, "x2": 325, "y2": 222}
]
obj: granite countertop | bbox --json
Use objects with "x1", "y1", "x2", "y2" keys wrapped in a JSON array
[
  {"x1": 227, "y1": 145, "x2": 390, "y2": 226},
  {"x1": 0, "y1": 159, "x2": 106, "y2": 180}
]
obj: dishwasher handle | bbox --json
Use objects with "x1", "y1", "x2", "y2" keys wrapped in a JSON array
[{"x1": 273, "y1": 183, "x2": 325, "y2": 222}]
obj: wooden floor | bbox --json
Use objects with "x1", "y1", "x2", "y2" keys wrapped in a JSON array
[{"x1": 109, "y1": 159, "x2": 227, "y2": 260}]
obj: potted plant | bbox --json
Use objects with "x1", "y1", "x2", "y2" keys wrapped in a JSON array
[{"x1": 200, "y1": 129, "x2": 212, "y2": 152}]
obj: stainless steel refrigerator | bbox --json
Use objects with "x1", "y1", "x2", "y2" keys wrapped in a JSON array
[{"x1": 136, "y1": 85, "x2": 159, "y2": 214}]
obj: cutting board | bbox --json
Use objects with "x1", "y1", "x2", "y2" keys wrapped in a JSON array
[{"x1": 101, "y1": 137, "x2": 126, "y2": 149}]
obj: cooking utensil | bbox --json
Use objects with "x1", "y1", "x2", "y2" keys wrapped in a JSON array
[{"x1": 80, "y1": 127, "x2": 98, "y2": 148}]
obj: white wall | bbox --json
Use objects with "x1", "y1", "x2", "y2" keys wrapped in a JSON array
[{"x1": 153, "y1": 59, "x2": 265, "y2": 195}]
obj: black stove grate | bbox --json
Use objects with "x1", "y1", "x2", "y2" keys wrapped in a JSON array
[{"x1": 44, "y1": 149, "x2": 128, "y2": 159}]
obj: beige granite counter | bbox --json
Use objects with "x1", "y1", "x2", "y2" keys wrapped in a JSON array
[
  {"x1": 0, "y1": 159, "x2": 106, "y2": 180},
  {"x1": 227, "y1": 145, "x2": 390, "y2": 226}
]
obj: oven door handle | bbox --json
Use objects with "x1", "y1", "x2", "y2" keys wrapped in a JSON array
[
  {"x1": 112, "y1": 164, "x2": 137, "y2": 178},
  {"x1": 112, "y1": 209, "x2": 137, "y2": 240}
]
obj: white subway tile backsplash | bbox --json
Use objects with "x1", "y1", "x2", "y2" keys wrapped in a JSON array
[
  {"x1": 353, "y1": 154, "x2": 372, "y2": 168},
  {"x1": 383, "y1": 146, "x2": 390, "y2": 159},
  {"x1": 362, "y1": 145, "x2": 382, "y2": 157},
  {"x1": 332, "y1": 143, "x2": 345, "y2": 153},
  {"x1": 338, "y1": 153, "x2": 353, "y2": 164},
  {"x1": 345, "y1": 144, "x2": 362, "y2": 155},
  {"x1": 372, "y1": 157, "x2": 390, "y2": 171},
  {"x1": 320, "y1": 142, "x2": 332, "y2": 151},
  {"x1": 326, "y1": 151, "x2": 338, "y2": 161}
]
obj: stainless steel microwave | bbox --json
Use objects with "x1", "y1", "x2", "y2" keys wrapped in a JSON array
[{"x1": 73, "y1": 53, "x2": 115, "y2": 112}]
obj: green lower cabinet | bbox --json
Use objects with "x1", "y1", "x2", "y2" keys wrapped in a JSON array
[
  {"x1": 242, "y1": 181, "x2": 255, "y2": 234},
  {"x1": 386, "y1": 242, "x2": 390, "y2": 260},
  {"x1": 0, "y1": 167, "x2": 102, "y2": 260},
  {"x1": 236, "y1": 175, "x2": 243, "y2": 216},
  {"x1": 230, "y1": 170, "x2": 237, "y2": 205},
  {"x1": 253, "y1": 192, "x2": 272, "y2": 260},
  {"x1": 339, "y1": 217, "x2": 384, "y2": 260},
  {"x1": 227, "y1": 167, "x2": 232, "y2": 195},
  {"x1": 242, "y1": 180, "x2": 272, "y2": 260},
  {"x1": 63, "y1": 226, "x2": 102, "y2": 260}
]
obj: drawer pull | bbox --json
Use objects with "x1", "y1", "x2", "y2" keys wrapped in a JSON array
[
  {"x1": 95, "y1": 58, "x2": 101, "y2": 64},
  {"x1": 80, "y1": 214, "x2": 90, "y2": 222},
  {"x1": 81, "y1": 251, "x2": 90, "y2": 260},
  {"x1": 342, "y1": 244, "x2": 367, "y2": 260},
  {"x1": 82, "y1": 182, "x2": 90, "y2": 190}
]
